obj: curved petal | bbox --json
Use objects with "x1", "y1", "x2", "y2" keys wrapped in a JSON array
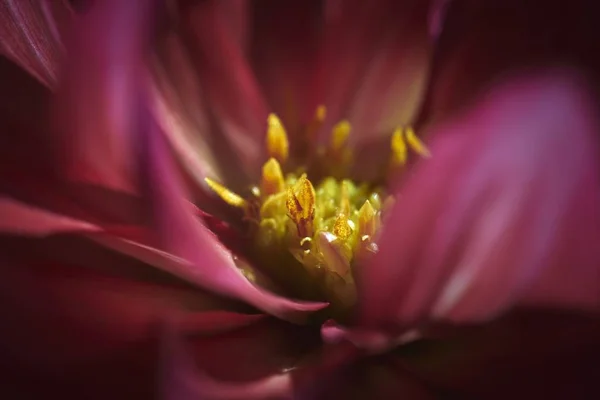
[
  {"x1": 0, "y1": 0, "x2": 72, "y2": 87},
  {"x1": 309, "y1": 0, "x2": 432, "y2": 143},
  {"x1": 178, "y1": 0, "x2": 268, "y2": 179},
  {"x1": 0, "y1": 196, "x2": 99, "y2": 235},
  {"x1": 359, "y1": 70, "x2": 600, "y2": 330},
  {"x1": 423, "y1": 0, "x2": 600, "y2": 123},
  {"x1": 53, "y1": 0, "x2": 156, "y2": 193},
  {"x1": 0, "y1": 235, "x2": 267, "y2": 398},
  {"x1": 144, "y1": 115, "x2": 327, "y2": 323}
]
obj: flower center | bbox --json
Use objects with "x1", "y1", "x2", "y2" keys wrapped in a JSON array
[{"x1": 205, "y1": 107, "x2": 429, "y2": 318}]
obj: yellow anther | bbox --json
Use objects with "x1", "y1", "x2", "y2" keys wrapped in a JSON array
[
  {"x1": 405, "y1": 127, "x2": 431, "y2": 158},
  {"x1": 358, "y1": 200, "x2": 380, "y2": 239},
  {"x1": 266, "y1": 113, "x2": 289, "y2": 163},
  {"x1": 333, "y1": 213, "x2": 352, "y2": 241},
  {"x1": 390, "y1": 127, "x2": 408, "y2": 166},
  {"x1": 330, "y1": 120, "x2": 351, "y2": 152},
  {"x1": 285, "y1": 174, "x2": 316, "y2": 238},
  {"x1": 204, "y1": 177, "x2": 247, "y2": 208},
  {"x1": 315, "y1": 105, "x2": 327, "y2": 122},
  {"x1": 261, "y1": 158, "x2": 285, "y2": 196}
]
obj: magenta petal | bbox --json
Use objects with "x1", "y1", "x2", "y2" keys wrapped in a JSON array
[
  {"x1": 54, "y1": 0, "x2": 155, "y2": 193},
  {"x1": 0, "y1": 0, "x2": 71, "y2": 87},
  {"x1": 0, "y1": 197, "x2": 99, "y2": 235},
  {"x1": 145, "y1": 118, "x2": 326, "y2": 323},
  {"x1": 359, "y1": 70, "x2": 600, "y2": 329},
  {"x1": 180, "y1": 0, "x2": 268, "y2": 176},
  {"x1": 342, "y1": 1, "x2": 432, "y2": 140},
  {"x1": 309, "y1": 0, "x2": 432, "y2": 142}
]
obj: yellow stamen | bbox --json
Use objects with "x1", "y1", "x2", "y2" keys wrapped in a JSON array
[
  {"x1": 405, "y1": 127, "x2": 431, "y2": 158},
  {"x1": 339, "y1": 180, "x2": 351, "y2": 216},
  {"x1": 333, "y1": 213, "x2": 353, "y2": 240},
  {"x1": 330, "y1": 120, "x2": 351, "y2": 152},
  {"x1": 266, "y1": 113, "x2": 289, "y2": 163},
  {"x1": 305, "y1": 105, "x2": 327, "y2": 145},
  {"x1": 261, "y1": 158, "x2": 285, "y2": 196},
  {"x1": 204, "y1": 177, "x2": 247, "y2": 208},
  {"x1": 358, "y1": 200, "x2": 380, "y2": 239},
  {"x1": 285, "y1": 174, "x2": 316, "y2": 238},
  {"x1": 390, "y1": 127, "x2": 408, "y2": 166}
]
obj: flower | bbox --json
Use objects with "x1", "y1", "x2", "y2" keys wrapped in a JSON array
[{"x1": 1, "y1": 0, "x2": 600, "y2": 399}]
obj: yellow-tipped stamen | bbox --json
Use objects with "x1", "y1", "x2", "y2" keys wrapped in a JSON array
[
  {"x1": 261, "y1": 158, "x2": 285, "y2": 196},
  {"x1": 204, "y1": 177, "x2": 247, "y2": 209},
  {"x1": 266, "y1": 113, "x2": 289, "y2": 163},
  {"x1": 305, "y1": 105, "x2": 327, "y2": 147},
  {"x1": 358, "y1": 200, "x2": 380, "y2": 240},
  {"x1": 390, "y1": 127, "x2": 408, "y2": 166},
  {"x1": 286, "y1": 174, "x2": 316, "y2": 238},
  {"x1": 333, "y1": 213, "x2": 353, "y2": 241},
  {"x1": 405, "y1": 127, "x2": 431, "y2": 158},
  {"x1": 339, "y1": 180, "x2": 351, "y2": 216},
  {"x1": 330, "y1": 120, "x2": 351, "y2": 153},
  {"x1": 209, "y1": 105, "x2": 398, "y2": 314}
]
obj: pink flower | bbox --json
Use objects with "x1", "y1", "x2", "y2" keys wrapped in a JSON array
[{"x1": 1, "y1": 0, "x2": 600, "y2": 398}]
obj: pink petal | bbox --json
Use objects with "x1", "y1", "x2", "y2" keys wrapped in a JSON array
[
  {"x1": 178, "y1": 0, "x2": 268, "y2": 178},
  {"x1": 0, "y1": 0, "x2": 71, "y2": 87},
  {"x1": 53, "y1": 0, "x2": 155, "y2": 194},
  {"x1": 0, "y1": 196, "x2": 99, "y2": 235},
  {"x1": 359, "y1": 70, "x2": 600, "y2": 329},
  {"x1": 342, "y1": 1, "x2": 432, "y2": 140},
  {"x1": 144, "y1": 115, "x2": 327, "y2": 322},
  {"x1": 424, "y1": 0, "x2": 600, "y2": 122},
  {"x1": 309, "y1": 0, "x2": 432, "y2": 142},
  {"x1": 151, "y1": 34, "x2": 223, "y2": 185}
]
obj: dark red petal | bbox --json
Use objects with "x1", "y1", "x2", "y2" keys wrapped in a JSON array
[
  {"x1": 249, "y1": 0, "x2": 323, "y2": 133},
  {"x1": 397, "y1": 310, "x2": 600, "y2": 398},
  {"x1": 0, "y1": 234, "x2": 269, "y2": 398},
  {"x1": 423, "y1": 0, "x2": 600, "y2": 122},
  {"x1": 0, "y1": 0, "x2": 72, "y2": 87},
  {"x1": 360, "y1": 69, "x2": 600, "y2": 329},
  {"x1": 160, "y1": 318, "x2": 317, "y2": 400}
]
